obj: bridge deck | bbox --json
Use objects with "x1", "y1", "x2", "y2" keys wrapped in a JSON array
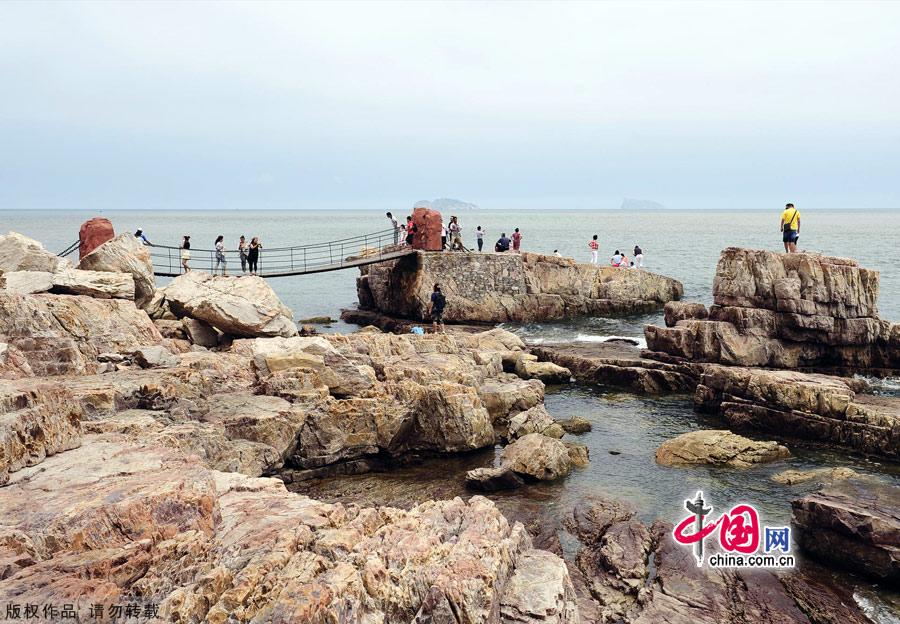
[{"x1": 152, "y1": 248, "x2": 415, "y2": 278}]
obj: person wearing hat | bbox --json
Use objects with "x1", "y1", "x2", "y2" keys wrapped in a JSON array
[
  {"x1": 134, "y1": 228, "x2": 152, "y2": 245},
  {"x1": 180, "y1": 236, "x2": 191, "y2": 273}
]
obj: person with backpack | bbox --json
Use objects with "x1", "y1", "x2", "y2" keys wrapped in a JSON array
[
  {"x1": 429, "y1": 283, "x2": 447, "y2": 333},
  {"x1": 780, "y1": 203, "x2": 801, "y2": 253},
  {"x1": 589, "y1": 234, "x2": 599, "y2": 264}
]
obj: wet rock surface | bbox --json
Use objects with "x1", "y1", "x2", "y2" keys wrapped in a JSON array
[
  {"x1": 793, "y1": 480, "x2": 900, "y2": 583},
  {"x1": 656, "y1": 429, "x2": 791, "y2": 468}
]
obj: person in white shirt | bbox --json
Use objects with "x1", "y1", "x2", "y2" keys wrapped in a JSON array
[
  {"x1": 475, "y1": 226, "x2": 486, "y2": 252},
  {"x1": 633, "y1": 245, "x2": 644, "y2": 268},
  {"x1": 386, "y1": 212, "x2": 400, "y2": 245}
]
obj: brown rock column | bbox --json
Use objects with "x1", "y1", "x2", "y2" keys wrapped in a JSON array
[
  {"x1": 78, "y1": 217, "x2": 115, "y2": 259},
  {"x1": 412, "y1": 208, "x2": 443, "y2": 251}
]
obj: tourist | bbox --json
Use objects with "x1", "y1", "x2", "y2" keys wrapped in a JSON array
[
  {"x1": 214, "y1": 235, "x2": 227, "y2": 276},
  {"x1": 611, "y1": 250, "x2": 623, "y2": 267},
  {"x1": 134, "y1": 228, "x2": 152, "y2": 245},
  {"x1": 512, "y1": 227, "x2": 522, "y2": 252},
  {"x1": 441, "y1": 221, "x2": 448, "y2": 250},
  {"x1": 475, "y1": 226, "x2": 485, "y2": 252},
  {"x1": 618, "y1": 252, "x2": 629, "y2": 267},
  {"x1": 629, "y1": 261, "x2": 636, "y2": 269},
  {"x1": 589, "y1": 235, "x2": 599, "y2": 264},
  {"x1": 554, "y1": 249, "x2": 562, "y2": 257},
  {"x1": 633, "y1": 245, "x2": 644, "y2": 268},
  {"x1": 238, "y1": 235, "x2": 248, "y2": 274},
  {"x1": 449, "y1": 216, "x2": 463, "y2": 250},
  {"x1": 781, "y1": 202, "x2": 801, "y2": 253},
  {"x1": 495, "y1": 232, "x2": 511, "y2": 252},
  {"x1": 248, "y1": 237, "x2": 261, "y2": 275},
  {"x1": 430, "y1": 283, "x2": 446, "y2": 333},
  {"x1": 386, "y1": 212, "x2": 400, "y2": 245},
  {"x1": 180, "y1": 236, "x2": 191, "y2": 273},
  {"x1": 405, "y1": 216, "x2": 415, "y2": 246}
]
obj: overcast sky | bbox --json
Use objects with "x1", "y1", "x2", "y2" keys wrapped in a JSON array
[{"x1": 2, "y1": 1, "x2": 898, "y2": 211}]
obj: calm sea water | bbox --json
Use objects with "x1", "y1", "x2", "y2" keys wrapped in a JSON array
[{"x1": 4, "y1": 209, "x2": 899, "y2": 336}]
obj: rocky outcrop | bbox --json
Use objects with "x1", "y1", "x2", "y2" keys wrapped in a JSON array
[
  {"x1": 501, "y1": 433, "x2": 576, "y2": 481},
  {"x1": 530, "y1": 341, "x2": 697, "y2": 394},
  {"x1": 508, "y1": 405, "x2": 564, "y2": 440},
  {"x1": 0, "y1": 232, "x2": 70, "y2": 275},
  {"x1": 412, "y1": 206, "x2": 443, "y2": 250},
  {"x1": 655, "y1": 429, "x2": 790, "y2": 468},
  {"x1": 0, "y1": 291, "x2": 163, "y2": 377},
  {"x1": 78, "y1": 217, "x2": 115, "y2": 259},
  {"x1": 646, "y1": 247, "x2": 899, "y2": 372},
  {"x1": 163, "y1": 272, "x2": 299, "y2": 338},
  {"x1": 771, "y1": 466, "x2": 861, "y2": 485},
  {"x1": 694, "y1": 364, "x2": 900, "y2": 460},
  {"x1": 1, "y1": 266, "x2": 135, "y2": 299},
  {"x1": 0, "y1": 381, "x2": 83, "y2": 484},
  {"x1": 356, "y1": 251, "x2": 682, "y2": 324},
  {"x1": 0, "y1": 432, "x2": 577, "y2": 623},
  {"x1": 792, "y1": 480, "x2": 899, "y2": 582},
  {"x1": 78, "y1": 233, "x2": 156, "y2": 307},
  {"x1": 566, "y1": 497, "x2": 873, "y2": 624}
]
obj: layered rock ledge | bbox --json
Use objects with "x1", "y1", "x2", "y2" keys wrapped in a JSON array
[{"x1": 355, "y1": 251, "x2": 683, "y2": 324}]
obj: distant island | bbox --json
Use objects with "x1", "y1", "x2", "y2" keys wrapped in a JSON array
[
  {"x1": 414, "y1": 197, "x2": 479, "y2": 211},
  {"x1": 621, "y1": 197, "x2": 667, "y2": 210}
]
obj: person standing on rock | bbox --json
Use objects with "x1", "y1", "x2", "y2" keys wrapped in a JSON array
[
  {"x1": 386, "y1": 212, "x2": 400, "y2": 245},
  {"x1": 214, "y1": 235, "x2": 227, "y2": 276},
  {"x1": 429, "y1": 283, "x2": 447, "y2": 333},
  {"x1": 633, "y1": 245, "x2": 644, "y2": 268},
  {"x1": 180, "y1": 236, "x2": 191, "y2": 273},
  {"x1": 441, "y1": 221, "x2": 448, "y2": 250},
  {"x1": 781, "y1": 203, "x2": 801, "y2": 253},
  {"x1": 449, "y1": 216, "x2": 463, "y2": 250},
  {"x1": 475, "y1": 226, "x2": 485, "y2": 252},
  {"x1": 512, "y1": 228, "x2": 522, "y2": 252},
  {"x1": 589, "y1": 235, "x2": 599, "y2": 264},
  {"x1": 238, "y1": 235, "x2": 248, "y2": 274},
  {"x1": 405, "y1": 216, "x2": 415, "y2": 246},
  {"x1": 248, "y1": 237, "x2": 261, "y2": 275}
]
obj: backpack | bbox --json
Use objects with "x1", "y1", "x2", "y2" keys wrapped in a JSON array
[{"x1": 433, "y1": 291, "x2": 446, "y2": 311}]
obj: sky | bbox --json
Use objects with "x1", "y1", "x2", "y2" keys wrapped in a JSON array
[{"x1": 1, "y1": 0, "x2": 898, "y2": 211}]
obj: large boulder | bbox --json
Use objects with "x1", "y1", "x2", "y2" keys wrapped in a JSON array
[
  {"x1": 411, "y1": 206, "x2": 443, "y2": 250},
  {"x1": 792, "y1": 480, "x2": 899, "y2": 583},
  {"x1": 1, "y1": 267, "x2": 135, "y2": 300},
  {"x1": 79, "y1": 233, "x2": 156, "y2": 307},
  {"x1": 646, "y1": 248, "x2": 898, "y2": 372},
  {"x1": 502, "y1": 433, "x2": 575, "y2": 481},
  {"x1": 0, "y1": 232, "x2": 70, "y2": 275},
  {"x1": 163, "y1": 272, "x2": 298, "y2": 338},
  {"x1": 0, "y1": 291, "x2": 163, "y2": 377},
  {"x1": 655, "y1": 429, "x2": 790, "y2": 468},
  {"x1": 357, "y1": 251, "x2": 682, "y2": 323},
  {"x1": 78, "y1": 217, "x2": 115, "y2": 259}
]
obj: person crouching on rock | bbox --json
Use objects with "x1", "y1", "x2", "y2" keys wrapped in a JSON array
[
  {"x1": 495, "y1": 232, "x2": 510, "y2": 252},
  {"x1": 430, "y1": 283, "x2": 446, "y2": 333},
  {"x1": 180, "y1": 236, "x2": 191, "y2": 273},
  {"x1": 214, "y1": 235, "x2": 227, "y2": 276}
]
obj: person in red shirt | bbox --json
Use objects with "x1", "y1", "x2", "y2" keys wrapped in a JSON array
[
  {"x1": 589, "y1": 234, "x2": 599, "y2": 264},
  {"x1": 512, "y1": 228, "x2": 522, "y2": 252}
]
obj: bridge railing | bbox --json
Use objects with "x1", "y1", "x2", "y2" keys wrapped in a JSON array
[{"x1": 147, "y1": 227, "x2": 406, "y2": 277}]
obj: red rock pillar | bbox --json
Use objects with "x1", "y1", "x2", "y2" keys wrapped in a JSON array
[
  {"x1": 412, "y1": 208, "x2": 443, "y2": 251},
  {"x1": 79, "y1": 218, "x2": 115, "y2": 259}
]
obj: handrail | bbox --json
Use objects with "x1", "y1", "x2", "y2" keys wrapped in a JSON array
[
  {"x1": 57, "y1": 239, "x2": 81, "y2": 257},
  {"x1": 150, "y1": 226, "x2": 411, "y2": 278}
]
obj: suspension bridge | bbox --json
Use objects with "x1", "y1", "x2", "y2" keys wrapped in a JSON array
[{"x1": 59, "y1": 227, "x2": 415, "y2": 278}]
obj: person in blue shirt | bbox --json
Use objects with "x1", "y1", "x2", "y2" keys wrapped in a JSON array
[
  {"x1": 495, "y1": 233, "x2": 511, "y2": 252},
  {"x1": 134, "y1": 228, "x2": 152, "y2": 245}
]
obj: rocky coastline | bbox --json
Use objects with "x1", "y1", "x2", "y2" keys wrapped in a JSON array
[{"x1": 1, "y1": 228, "x2": 898, "y2": 622}]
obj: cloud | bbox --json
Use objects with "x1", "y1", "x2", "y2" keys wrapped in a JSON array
[{"x1": 1, "y1": 1, "x2": 898, "y2": 209}]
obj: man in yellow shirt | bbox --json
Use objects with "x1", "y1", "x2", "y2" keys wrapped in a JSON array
[{"x1": 780, "y1": 203, "x2": 801, "y2": 253}]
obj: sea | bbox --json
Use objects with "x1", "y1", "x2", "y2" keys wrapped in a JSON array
[
  {"x1": 4, "y1": 208, "x2": 900, "y2": 338},
  {"x1": 4, "y1": 208, "x2": 900, "y2": 620}
]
